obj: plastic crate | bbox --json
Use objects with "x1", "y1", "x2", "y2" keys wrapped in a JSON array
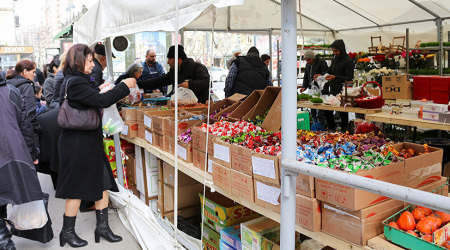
[
  {"x1": 431, "y1": 91, "x2": 450, "y2": 104},
  {"x1": 413, "y1": 76, "x2": 431, "y2": 91},
  {"x1": 413, "y1": 90, "x2": 431, "y2": 101},
  {"x1": 382, "y1": 180, "x2": 449, "y2": 250},
  {"x1": 178, "y1": 215, "x2": 202, "y2": 239},
  {"x1": 430, "y1": 76, "x2": 450, "y2": 92}
]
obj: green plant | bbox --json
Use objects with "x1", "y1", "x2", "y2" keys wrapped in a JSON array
[
  {"x1": 310, "y1": 97, "x2": 323, "y2": 103},
  {"x1": 297, "y1": 93, "x2": 312, "y2": 101},
  {"x1": 419, "y1": 42, "x2": 450, "y2": 47}
]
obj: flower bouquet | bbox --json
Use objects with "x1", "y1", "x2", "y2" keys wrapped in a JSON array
[{"x1": 368, "y1": 67, "x2": 395, "y2": 86}]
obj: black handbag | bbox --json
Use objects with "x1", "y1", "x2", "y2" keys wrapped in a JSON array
[
  {"x1": 10, "y1": 193, "x2": 53, "y2": 243},
  {"x1": 57, "y1": 77, "x2": 100, "y2": 130}
]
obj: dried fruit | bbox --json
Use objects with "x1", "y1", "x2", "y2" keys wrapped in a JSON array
[
  {"x1": 412, "y1": 208, "x2": 426, "y2": 223},
  {"x1": 416, "y1": 217, "x2": 439, "y2": 234},
  {"x1": 406, "y1": 230, "x2": 418, "y2": 237},
  {"x1": 435, "y1": 211, "x2": 450, "y2": 225},
  {"x1": 388, "y1": 221, "x2": 399, "y2": 229},
  {"x1": 417, "y1": 206, "x2": 433, "y2": 216},
  {"x1": 397, "y1": 211, "x2": 416, "y2": 231},
  {"x1": 421, "y1": 234, "x2": 433, "y2": 242}
]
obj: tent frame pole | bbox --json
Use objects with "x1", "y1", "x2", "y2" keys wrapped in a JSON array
[
  {"x1": 280, "y1": 0, "x2": 298, "y2": 249},
  {"x1": 332, "y1": 0, "x2": 379, "y2": 27},
  {"x1": 269, "y1": 28, "x2": 273, "y2": 77}
]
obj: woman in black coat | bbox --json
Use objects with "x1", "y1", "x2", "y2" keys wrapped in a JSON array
[{"x1": 56, "y1": 44, "x2": 136, "y2": 248}]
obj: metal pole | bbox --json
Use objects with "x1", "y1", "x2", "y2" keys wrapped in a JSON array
[
  {"x1": 281, "y1": 159, "x2": 450, "y2": 214},
  {"x1": 174, "y1": 0, "x2": 180, "y2": 241},
  {"x1": 438, "y1": 19, "x2": 443, "y2": 76},
  {"x1": 406, "y1": 28, "x2": 409, "y2": 78},
  {"x1": 280, "y1": 0, "x2": 298, "y2": 249},
  {"x1": 269, "y1": 29, "x2": 273, "y2": 77},
  {"x1": 106, "y1": 37, "x2": 125, "y2": 187},
  {"x1": 277, "y1": 40, "x2": 280, "y2": 84}
]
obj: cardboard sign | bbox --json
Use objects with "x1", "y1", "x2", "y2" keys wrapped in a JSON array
[
  {"x1": 252, "y1": 153, "x2": 280, "y2": 185},
  {"x1": 230, "y1": 144, "x2": 253, "y2": 176}
]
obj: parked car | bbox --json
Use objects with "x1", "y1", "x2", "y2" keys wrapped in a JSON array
[{"x1": 210, "y1": 67, "x2": 229, "y2": 82}]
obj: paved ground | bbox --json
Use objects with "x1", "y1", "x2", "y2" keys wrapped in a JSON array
[{"x1": 10, "y1": 173, "x2": 142, "y2": 250}]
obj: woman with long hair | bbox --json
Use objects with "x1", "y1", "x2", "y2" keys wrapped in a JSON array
[{"x1": 56, "y1": 44, "x2": 136, "y2": 248}]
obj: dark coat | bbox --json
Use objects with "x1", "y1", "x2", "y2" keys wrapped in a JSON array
[
  {"x1": 138, "y1": 58, "x2": 210, "y2": 103},
  {"x1": 43, "y1": 72, "x2": 55, "y2": 106},
  {"x1": 231, "y1": 56, "x2": 270, "y2": 96},
  {"x1": 52, "y1": 70, "x2": 64, "y2": 107},
  {"x1": 7, "y1": 75, "x2": 42, "y2": 133},
  {"x1": 90, "y1": 58, "x2": 104, "y2": 88},
  {"x1": 303, "y1": 56, "x2": 329, "y2": 88},
  {"x1": 37, "y1": 107, "x2": 62, "y2": 173},
  {"x1": 0, "y1": 74, "x2": 42, "y2": 206},
  {"x1": 55, "y1": 71, "x2": 130, "y2": 201},
  {"x1": 34, "y1": 68, "x2": 45, "y2": 86},
  {"x1": 328, "y1": 39, "x2": 354, "y2": 95}
]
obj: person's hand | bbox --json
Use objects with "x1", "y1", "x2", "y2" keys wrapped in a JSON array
[
  {"x1": 325, "y1": 75, "x2": 336, "y2": 81},
  {"x1": 99, "y1": 82, "x2": 111, "y2": 90},
  {"x1": 154, "y1": 89, "x2": 160, "y2": 93},
  {"x1": 313, "y1": 74, "x2": 321, "y2": 80},
  {"x1": 34, "y1": 159, "x2": 39, "y2": 164},
  {"x1": 178, "y1": 81, "x2": 189, "y2": 89},
  {"x1": 299, "y1": 88, "x2": 306, "y2": 92},
  {"x1": 123, "y1": 78, "x2": 137, "y2": 88}
]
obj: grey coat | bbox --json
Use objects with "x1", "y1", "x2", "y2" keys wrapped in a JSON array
[{"x1": 43, "y1": 72, "x2": 55, "y2": 106}]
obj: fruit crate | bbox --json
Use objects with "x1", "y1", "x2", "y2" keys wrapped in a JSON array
[
  {"x1": 178, "y1": 215, "x2": 202, "y2": 239},
  {"x1": 382, "y1": 180, "x2": 449, "y2": 250}
]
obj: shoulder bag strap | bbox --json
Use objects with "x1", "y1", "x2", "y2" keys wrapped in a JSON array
[{"x1": 64, "y1": 77, "x2": 73, "y2": 99}]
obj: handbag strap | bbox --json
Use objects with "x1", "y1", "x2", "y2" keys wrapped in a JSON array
[{"x1": 64, "y1": 77, "x2": 74, "y2": 99}]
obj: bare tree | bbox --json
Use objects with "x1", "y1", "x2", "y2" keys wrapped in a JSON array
[
  {"x1": 212, "y1": 33, "x2": 235, "y2": 68},
  {"x1": 184, "y1": 31, "x2": 207, "y2": 61}
]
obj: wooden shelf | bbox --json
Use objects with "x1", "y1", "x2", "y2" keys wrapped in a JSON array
[
  {"x1": 120, "y1": 135, "x2": 369, "y2": 250},
  {"x1": 297, "y1": 102, "x2": 382, "y2": 115},
  {"x1": 409, "y1": 47, "x2": 450, "y2": 51},
  {"x1": 365, "y1": 113, "x2": 449, "y2": 130}
]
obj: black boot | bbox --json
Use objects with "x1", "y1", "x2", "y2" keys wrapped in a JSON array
[
  {"x1": 94, "y1": 208, "x2": 122, "y2": 243},
  {"x1": 0, "y1": 219, "x2": 15, "y2": 250},
  {"x1": 59, "y1": 214, "x2": 88, "y2": 248}
]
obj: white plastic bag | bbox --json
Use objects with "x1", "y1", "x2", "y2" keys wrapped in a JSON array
[
  {"x1": 316, "y1": 73, "x2": 329, "y2": 90},
  {"x1": 128, "y1": 86, "x2": 141, "y2": 104},
  {"x1": 304, "y1": 85, "x2": 321, "y2": 96},
  {"x1": 102, "y1": 104, "x2": 125, "y2": 136},
  {"x1": 170, "y1": 87, "x2": 198, "y2": 104},
  {"x1": 8, "y1": 200, "x2": 48, "y2": 230},
  {"x1": 324, "y1": 94, "x2": 341, "y2": 106}
]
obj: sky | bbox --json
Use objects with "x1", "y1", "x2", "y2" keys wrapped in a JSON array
[{"x1": 14, "y1": 0, "x2": 45, "y2": 27}]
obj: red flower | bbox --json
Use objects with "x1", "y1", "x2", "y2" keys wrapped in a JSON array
[
  {"x1": 388, "y1": 54, "x2": 394, "y2": 59},
  {"x1": 423, "y1": 53, "x2": 428, "y2": 57},
  {"x1": 396, "y1": 50, "x2": 399, "y2": 54},
  {"x1": 359, "y1": 51, "x2": 362, "y2": 55}
]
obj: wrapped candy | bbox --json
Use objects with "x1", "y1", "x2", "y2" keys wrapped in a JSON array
[{"x1": 178, "y1": 129, "x2": 192, "y2": 144}]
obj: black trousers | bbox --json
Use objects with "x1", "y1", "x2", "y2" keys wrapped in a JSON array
[{"x1": 325, "y1": 111, "x2": 349, "y2": 131}]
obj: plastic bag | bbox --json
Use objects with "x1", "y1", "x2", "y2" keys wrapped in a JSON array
[
  {"x1": 300, "y1": 239, "x2": 326, "y2": 250},
  {"x1": 8, "y1": 199, "x2": 48, "y2": 230},
  {"x1": 316, "y1": 73, "x2": 329, "y2": 90},
  {"x1": 128, "y1": 86, "x2": 141, "y2": 104},
  {"x1": 324, "y1": 94, "x2": 341, "y2": 106},
  {"x1": 170, "y1": 87, "x2": 198, "y2": 104},
  {"x1": 304, "y1": 85, "x2": 321, "y2": 96},
  {"x1": 102, "y1": 104, "x2": 125, "y2": 136}
]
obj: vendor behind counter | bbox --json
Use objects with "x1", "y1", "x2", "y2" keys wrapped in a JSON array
[{"x1": 137, "y1": 45, "x2": 210, "y2": 104}]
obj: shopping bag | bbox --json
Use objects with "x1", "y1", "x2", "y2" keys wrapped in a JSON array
[
  {"x1": 8, "y1": 198, "x2": 47, "y2": 230},
  {"x1": 170, "y1": 87, "x2": 198, "y2": 104},
  {"x1": 11, "y1": 193, "x2": 54, "y2": 243},
  {"x1": 102, "y1": 104, "x2": 125, "y2": 136}
]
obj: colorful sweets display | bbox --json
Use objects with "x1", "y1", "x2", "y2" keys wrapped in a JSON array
[
  {"x1": 178, "y1": 129, "x2": 192, "y2": 144},
  {"x1": 198, "y1": 121, "x2": 266, "y2": 137}
]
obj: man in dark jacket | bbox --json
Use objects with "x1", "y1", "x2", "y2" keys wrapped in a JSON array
[
  {"x1": 300, "y1": 50, "x2": 328, "y2": 126},
  {"x1": 224, "y1": 47, "x2": 271, "y2": 98},
  {"x1": 319, "y1": 39, "x2": 353, "y2": 131},
  {"x1": 140, "y1": 49, "x2": 166, "y2": 94},
  {"x1": 90, "y1": 43, "x2": 115, "y2": 88},
  {"x1": 138, "y1": 45, "x2": 210, "y2": 104},
  {"x1": 34, "y1": 68, "x2": 45, "y2": 86}
]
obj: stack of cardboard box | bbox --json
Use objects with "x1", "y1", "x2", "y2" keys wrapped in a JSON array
[{"x1": 133, "y1": 146, "x2": 159, "y2": 211}]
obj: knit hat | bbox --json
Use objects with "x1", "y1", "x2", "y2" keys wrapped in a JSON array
[
  {"x1": 167, "y1": 45, "x2": 187, "y2": 59},
  {"x1": 304, "y1": 50, "x2": 315, "y2": 59},
  {"x1": 247, "y1": 46, "x2": 260, "y2": 58},
  {"x1": 93, "y1": 43, "x2": 116, "y2": 58}
]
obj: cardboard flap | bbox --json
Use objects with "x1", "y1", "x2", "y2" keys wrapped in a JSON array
[
  {"x1": 227, "y1": 93, "x2": 247, "y2": 102},
  {"x1": 230, "y1": 90, "x2": 264, "y2": 118}
]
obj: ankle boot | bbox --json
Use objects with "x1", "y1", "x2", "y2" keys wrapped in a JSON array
[
  {"x1": 0, "y1": 219, "x2": 15, "y2": 250},
  {"x1": 94, "y1": 208, "x2": 122, "y2": 243},
  {"x1": 59, "y1": 214, "x2": 88, "y2": 248}
]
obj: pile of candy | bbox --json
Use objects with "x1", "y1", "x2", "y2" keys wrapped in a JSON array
[
  {"x1": 210, "y1": 105, "x2": 228, "y2": 119},
  {"x1": 178, "y1": 129, "x2": 192, "y2": 144},
  {"x1": 198, "y1": 121, "x2": 265, "y2": 137},
  {"x1": 248, "y1": 109, "x2": 270, "y2": 126},
  {"x1": 310, "y1": 150, "x2": 402, "y2": 173},
  {"x1": 221, "y1": 131, "x2": 282, "y2": 156},
  {"x1": 381, "y1": 144, "x2": 430, "y2": 159},
  {"x1": 180, "y1": 114, "x2": 206, "y2": 122}
]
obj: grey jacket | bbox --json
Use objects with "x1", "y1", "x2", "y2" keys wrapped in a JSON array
[{"x1": 43, "y1": 72, "x2": 55, "y2": 106}]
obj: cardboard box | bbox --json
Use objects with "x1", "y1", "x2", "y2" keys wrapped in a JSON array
[
  {"x1": 214, "y1": 101, "x2": 241, "y2": 119},
  {"x1": 261, "y1": 89, "x2": 282, "y2": 132},
  {"x1": 122, "y1": 122, "x2": 138, "y2": 138},
  {"x1": 137, "y1": 122, "x2": 145, "y2": 139},
  {"x1": 136, "y1": 108, "x2": 164, "y2": 124},
  {"x1": 229, "y1": 90, "x2": 264, "y2": 119},
  {"x1": 192, "y1": 126, "x2": 218, "y2": 155},
  {"x1": 163, "y1": 161, "x2": 198, "y2": 187},
  {"x1": 244, "y1": 87, "x2": 281, "y2": 124},
  {"x1": 200, "y1": 192, "x2": 259, "y2": 232},
  {"x1": 423, "y1": 111, "x2": 440, "y2": 121},
  {"x1": 203, "y1": 93, "x2": 246, "y2": 116},
  {"x1": 145, "y1": 129, "x2": 153, "y2": 145},
  {"x1": 296, "y1": 174, "x2": 315, "y2": 198},
  {"x1": 254, "y1": 180, "x2": 281, "y2": 213},
  {"x1": 392, "y1": 142, "x2": 443, "y2": 188},
  {"x1": 193, "y1": 147, "x2": 208, "y2": 171},
  {"x1": 165, "y1": 115, "x2": 199, "y2": 138},
  {"x1": 163, "y1": 135, "x2": 175, "y2": 155},
  {"x1": 145, "y1": 150, "x2": 159, "y2": 172},
  {"x1": 212, "y1": 138, "x2": 231, "y2": 168},
  {"x1": 125, "y1": 152, "x2": 136, "y2": 184},
  {"x1": 231, "y1": 170, "x2": 254, "y2": 203},
  {"x1": 382, "y1": 74, "x2": 413, "y2": 99},
  {"x1": 414, "y1": 176, "x2": 448, "y2": 197},
  {"x1": 144, "y1": 110, "x2": 190, "y2": 133},
  {"x1": 154, "y1": 132, "x2": 164, "y2": 150},
  {"x1": 212, "y1": 162, "x2": 232, "y2": 193},
  {"x1": 230, "y1": 144, "x2": 253, "y2": 176},
  {"x1": 164, "y1": 183, "x2": 204, "y2": 212},
  {"x1": 178, "y1": 141, "x2": 193, "y2": 163},
  {"x1": 203, "y1": 223, "x2": 220, "y2": 250},
  {"x1": 165, "y1": 206, "x2": 201, "y2": 224},
  {"x1": 127, "y1": 178, "x2": 140, "y2": 197},
  {"x1": 221, "y1": 225, "x2": 242, "y2": 250},
  {"x1": 423, "y1": 103, "x2": 448, "y2": 113},
  {"x1": 220, "y1": 239, "x2": 236, "y2": 250},
  {"x1": 295, "y1": 194, "x2": 321, "y2": 232},
  {"x1": 123, "y1": 107, "x2": 160, "y2": 122},
  {"x1": 252, "y1": 153, "x2": 280, "y2": 186},
  {"x1": 322, "y1": 199, "x2": 404, "y2": 246},
  {"x1": 315, "y1": 161, "x2": 404, "y2": 210}
]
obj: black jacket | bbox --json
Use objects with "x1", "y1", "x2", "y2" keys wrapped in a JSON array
[
  {"x1": 231, "y1": 56, "x2": 270, "y2": 96},
  {"x1": 34, "y1": 68, "x2": 45, "y2": 86},
  {"x1": 328, "y1": 40, "x2": 354, "y2": 95},
  {"x1": 7, "y1": 75, "x2": 42, "y2": 133},
  {"x1": 90, "y1": 58, "x2": 104, "y2": 88},
  {"x1": 43, "y1": 72, "x2": 55, "y2": 106},
  {"x1": 303, "y1": 56, "x2": 329, "y2": 89},
  {"x1": 52, "y1": 70, "x2": 64, "y2": 106},
  {"x1": 138, "y1": 58, "x2": 210, "y2": 103}
]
